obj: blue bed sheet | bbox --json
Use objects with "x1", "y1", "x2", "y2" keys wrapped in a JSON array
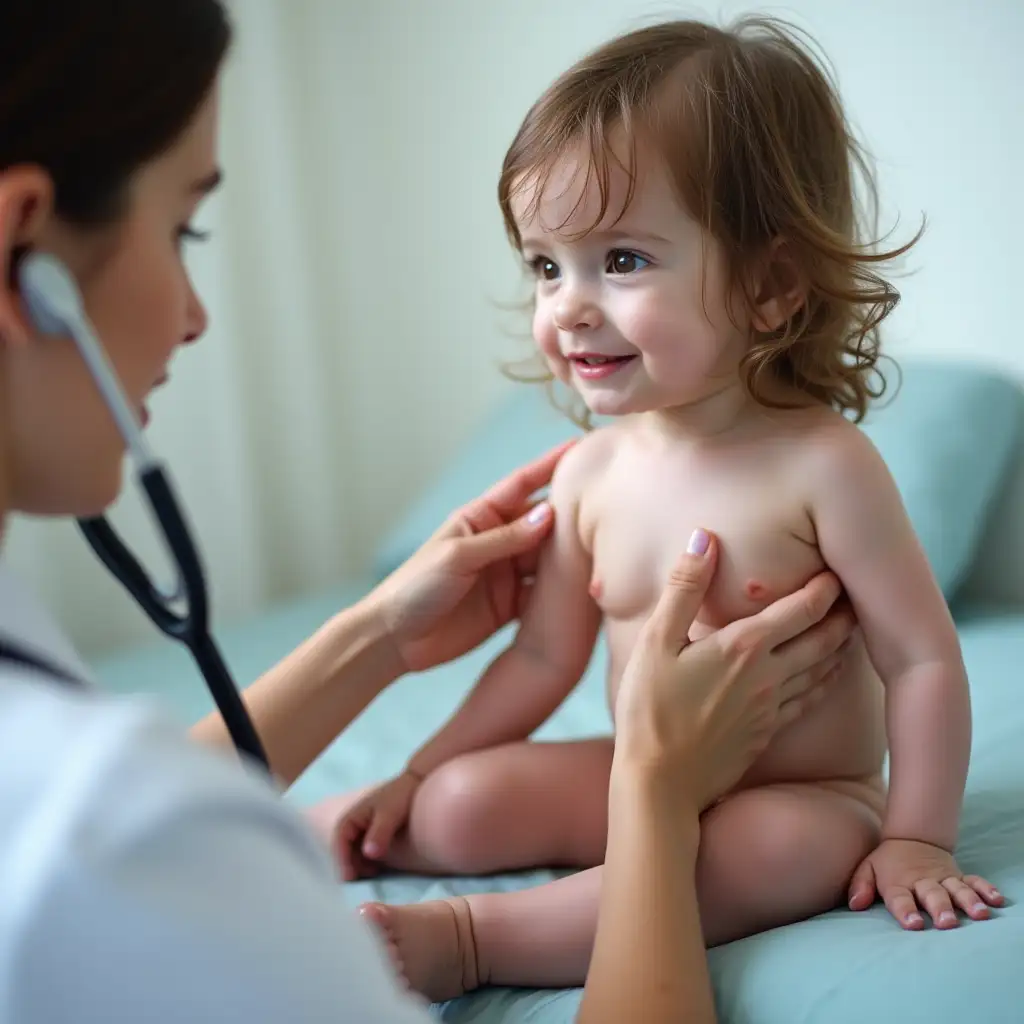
[{"x1": 93, "y1": 586, "x2": 1024, "y2": 1023}]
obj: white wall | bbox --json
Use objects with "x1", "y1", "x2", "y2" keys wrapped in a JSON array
[
  {"x1": 321, "y1": 0, "x2": 1024, "y2": 584},
  {"x1": 339, "y1": 0, "x2": 1021, "y2": 386},
  {"x1": 5, "y1": 0, "x2": 1021, "y2": 656}
]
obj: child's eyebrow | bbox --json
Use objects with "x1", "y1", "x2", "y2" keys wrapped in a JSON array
[
  {"x1": 588, "y1": 228, "x2": 672, "y2": 245},
  {"x1": 519, "y1": 228, "x2": 672, "y2": 249}
]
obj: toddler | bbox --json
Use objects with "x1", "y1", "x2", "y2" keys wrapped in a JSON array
[{"x1": 312, "y1": 16, "x2": 1001, "y2": 1001}]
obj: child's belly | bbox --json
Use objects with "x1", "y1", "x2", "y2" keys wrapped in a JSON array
[{"x1": 603, "y1": 611, "x2": 887, "y2": 787}]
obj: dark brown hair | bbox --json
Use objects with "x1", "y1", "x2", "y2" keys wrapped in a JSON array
[
  {"x1": 0, "y1": 0, "x2": 231, "y2": 226},
  {"x1": 498, "y1": 16, "x2": 919, "y2": 427}
]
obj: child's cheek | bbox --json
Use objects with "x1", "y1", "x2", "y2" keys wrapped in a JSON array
[{"x1": 532, "y1": 310, "x2": 570, "y2": 382}]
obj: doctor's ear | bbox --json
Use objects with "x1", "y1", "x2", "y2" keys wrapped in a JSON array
[{"x1": 0, "y1": 166, "x2": 55, "y2": 348}]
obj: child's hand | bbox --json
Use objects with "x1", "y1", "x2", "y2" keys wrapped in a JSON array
[
  {"x1": 848, "y1": 838, "x2": 1003, "y2": 929},
  {"x1": 333, "y1": 772, "x2": 422, "y2": 881}
]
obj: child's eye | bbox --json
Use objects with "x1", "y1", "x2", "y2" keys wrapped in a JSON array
[
  {"x1": 527, "y1": 256, "x2": 561, "y2": 281},
  {"x1": 607, "y1": 250, "x2": 650, "y2": 275}
]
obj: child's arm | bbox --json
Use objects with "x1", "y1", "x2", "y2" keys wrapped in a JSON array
[
  {"x1": 332, "y1": 441, "x2": 605, "y2": 877},
  {"x1": 404, "y1": 439, "x2": 603, "y2": 779},
  {"x1": 808, "y1": 424, "x2": 1001, "y2": 927},
  {"x1": 810, "y1": 426, "x2": 967, "y2": 848}
]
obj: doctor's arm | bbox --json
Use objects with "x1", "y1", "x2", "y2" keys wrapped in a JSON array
[
  {"x1": 189, "y1": 443, "x2": 571, "y2": 787},
  {"x1": 188, "y1": 599, "x2": 403, "y2": 787}
]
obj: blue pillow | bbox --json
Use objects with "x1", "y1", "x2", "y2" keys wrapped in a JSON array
[{"x1": 373, "y1": 360, "x2": 1023, "y2": 600}]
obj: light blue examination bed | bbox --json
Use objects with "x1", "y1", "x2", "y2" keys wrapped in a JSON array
[{"x1": 93, "y1": 360, "x2": 1024, "y2": 1022}]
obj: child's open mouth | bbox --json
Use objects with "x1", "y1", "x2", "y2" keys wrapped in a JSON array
[{"x1": 568, "y1": 354, "x2": 637, "y2": 380}]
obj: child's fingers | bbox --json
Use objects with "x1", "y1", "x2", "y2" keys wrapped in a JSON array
[
  {"x1": 943, "y1": 878, "x2": 993, "y2": 920},
  {"x1": 336, "y1": 809, "x2": 371, "y2": 880},
  {"x1": 963, "y1": 875, "x2": 1004, "y2": 906},
  {"x1": 350, "y1": 850, "x2": 380, "y2": 881},
  {"x1": 879, "y1": 882, "x2": 924, "y2": 929},
  {"x1": 363, "y1": 809, "x2": 402, "y2": 861},
  {"x1": 914, "y1": 879, "x2": 958, "y2": 929},
  {"x1": 336, "y1": 823, "x2": 362, "y2": 880},
  {"x1": 847, "y1": 857, "x2": 877, "y2": 911}
]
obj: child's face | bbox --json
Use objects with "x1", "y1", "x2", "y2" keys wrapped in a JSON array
[{"x1": 512, "y1": 145, "x2": 750, "y2": 419}]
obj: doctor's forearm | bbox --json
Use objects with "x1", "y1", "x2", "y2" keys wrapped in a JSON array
[
  {"x1": 190, "y1": 600, "x2": 403, "y2": 786},
  {"x1": 578, "y1": 768, "x2": 717, "y2": 1024}
]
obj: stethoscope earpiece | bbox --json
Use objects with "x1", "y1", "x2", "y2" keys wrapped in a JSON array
[{"x1": 18, "y1": 252, "x2": 84, "y2": 337}]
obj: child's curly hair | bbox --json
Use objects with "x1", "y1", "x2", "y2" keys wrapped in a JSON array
[{"x1": 497, "y1": 16, "x2": 920, "y2": 428}]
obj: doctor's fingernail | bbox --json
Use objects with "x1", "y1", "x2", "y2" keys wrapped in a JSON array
[
  {"x1": 907, "y1": 913, "x2": 923, "y2": 926},
  {"x1": 527, "y1": 502, "x2": 552, "y2": 525},
  {"x1": 687, "y1": 528, "x2": 710, "y2": 556}
]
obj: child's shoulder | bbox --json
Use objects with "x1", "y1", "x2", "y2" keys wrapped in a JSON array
[
  {"x1": 548, "y1": 424, "x2": 624, "y2": 504},
  {"x1": 760, "y1": 403, "x2": 875, "y2": 452},
  {"x1": 771, "y1": 404, "x2": 892, "y2": 488}
]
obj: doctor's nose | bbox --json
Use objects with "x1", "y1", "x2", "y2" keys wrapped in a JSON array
[
  {"x1": 184, "y1": 282, "x2": 208, "y2": 345},
  {"x1": 553, "y1": 286, "x2": 604, "y2": 332}
]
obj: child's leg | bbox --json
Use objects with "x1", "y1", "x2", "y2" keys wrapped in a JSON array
[
  {"x1": 694, "y1": 776, "x2": 883, "y2": 945},
  {"x1": 361, "y1": 868, "x2": 603, "y2": 1001},
  {"x1": 309, "y1": 738, "x2": 615, "y2": 876},
  {"x1": 363, "y1": 778, "x2": 883, "y2": 1002}
]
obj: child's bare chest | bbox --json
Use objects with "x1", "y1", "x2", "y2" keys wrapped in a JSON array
[{"x1": 581, "y1": 444, "x2": 825, "y2": 631}]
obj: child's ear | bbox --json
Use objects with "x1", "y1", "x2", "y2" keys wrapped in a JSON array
[{"x1": 750, "y1": 238, "x2": 807, "y2": 333}]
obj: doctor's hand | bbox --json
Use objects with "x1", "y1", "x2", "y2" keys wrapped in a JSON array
[
  {"x1": 613, "y1": 531, "x2": 855, "y2": 812},
  {"x1": 366, "y1": 441, "x2": 574, "y2": 675}
]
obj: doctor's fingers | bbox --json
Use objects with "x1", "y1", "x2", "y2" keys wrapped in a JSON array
[
  {"x1": 450, "y1": 501, "x2": 554, "y2": 574},
  {"x1": 770, "y1": 603, "x2": 855, "y2": 685},
  {"x1": 449, "y1": 441, "x2": 576, "y2": 541},
  {"x1": 477, "y1": 441, "x2": 576, "y2": 517},
  {"x1": 775, "y1": 654, "x2": 842, "y2": 723}
]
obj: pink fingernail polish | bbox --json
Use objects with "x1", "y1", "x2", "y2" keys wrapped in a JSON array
[
  {"x1": 527, "y1": 502, "x2": 551, "y2": 525},
  {"x1": 687, "y1": 528, "x2": 710, "y2": 555}
]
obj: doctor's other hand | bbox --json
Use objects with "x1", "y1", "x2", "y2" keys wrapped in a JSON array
[
  {"x1": 613, "y1": 530, "x2": 855, "y2": 813},
  {"x1": 366, "y1": 441, "x2": 574, "y2": 674}
]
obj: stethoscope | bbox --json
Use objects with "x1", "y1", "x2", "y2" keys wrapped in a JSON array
[{"x1": 17, "y1": 252, "x2": 271, "y2": 773}]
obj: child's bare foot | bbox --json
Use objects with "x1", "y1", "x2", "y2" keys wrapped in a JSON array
[{"x1": 359, "y1": 897, "x2": 481, "y2": 1004}]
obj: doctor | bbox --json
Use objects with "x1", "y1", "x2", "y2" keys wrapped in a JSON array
[{"x1": 0, "y1": 3, "x2": 854, "y2": 1022}]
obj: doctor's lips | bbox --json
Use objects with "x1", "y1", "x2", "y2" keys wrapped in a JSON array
[{"x1": 566, "y1": 351, "x2": 637, "y2": 380}]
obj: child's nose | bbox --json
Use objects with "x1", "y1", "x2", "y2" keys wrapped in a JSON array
[{"x1": 553, "y1": 284, "x2": 604, "y2": 332}]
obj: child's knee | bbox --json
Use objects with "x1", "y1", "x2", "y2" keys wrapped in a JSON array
[
  {"x1": 409, "y1": 757, "x2": 510, "y2": 872},
  {"x1": 698, "y1": 786, "x2": 879, "y2": 906}
]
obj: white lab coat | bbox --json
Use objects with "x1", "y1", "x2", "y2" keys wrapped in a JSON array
[{"x1": 0, "y1": 566, "x2": 430, "y2": 1023}]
